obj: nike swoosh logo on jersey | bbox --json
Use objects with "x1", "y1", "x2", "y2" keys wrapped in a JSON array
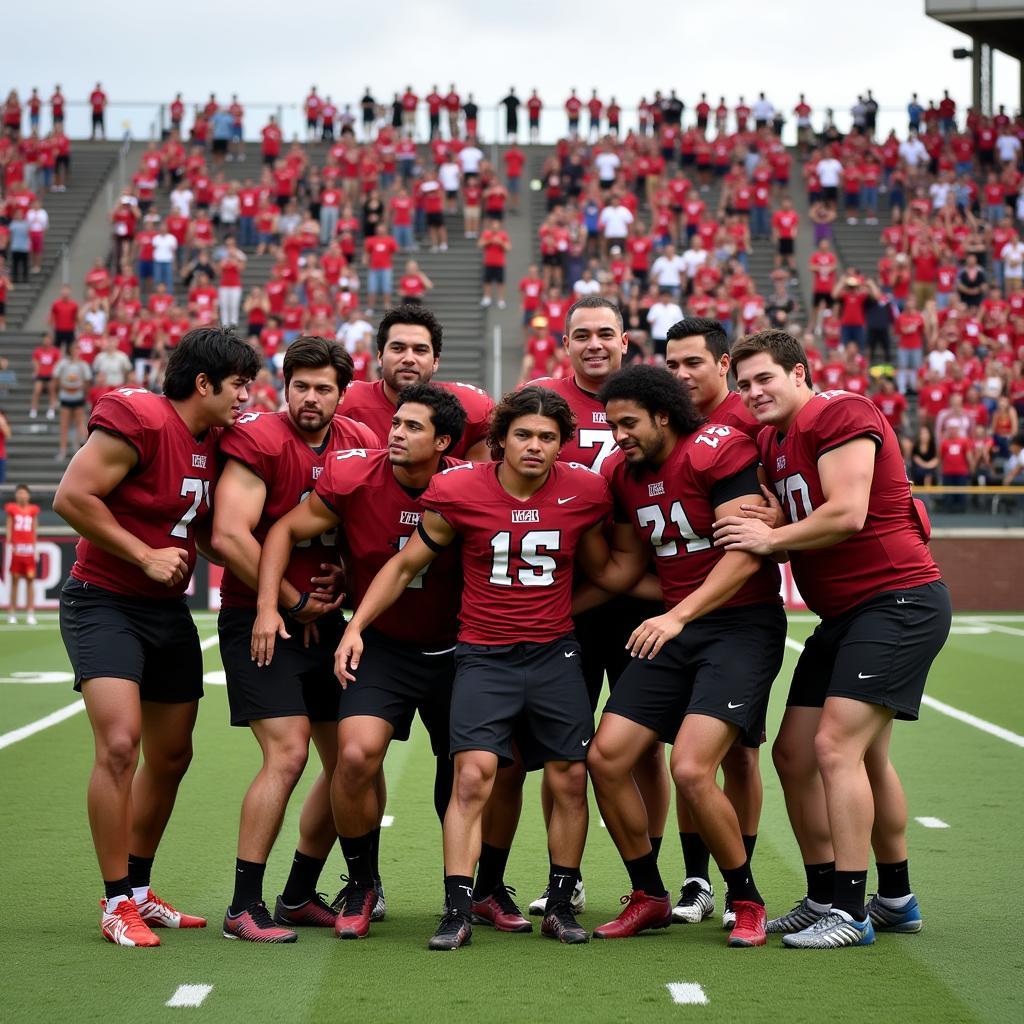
[
  {"x1": 727, "y1": 701, "x2": 745, "y2": 709},
  {"x1": 557, "y1": 496, "x2": 576, "y2": 505},
  {"x1": 858, "y1": 672, "x2": 880, "y2": 679},
  {"x1": 564, "y1": 650, "x2": 579, "y2": 658},
  {"x1": 581, "y1": 738, "x2": 591, "y2": 747}
]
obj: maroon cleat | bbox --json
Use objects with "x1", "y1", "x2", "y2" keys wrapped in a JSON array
[
  {"x1": 334, "y1": 880, "x2": 376, "y2": 940},
  {"x1": 222, "y1": 902, "x2": 297, "y2": 943},
  {"x1": 728, "y1": 900, "x2": 767, "y2": 947},
  {"x1": 593, "y1": 890, "x2": 672, "y2": 939},
  {"x1": 273, "y1": 893, "x2": 337, "y2": 928},
  {"x1": 471, "y1": 885, "x2": 532, "y2": 933}
]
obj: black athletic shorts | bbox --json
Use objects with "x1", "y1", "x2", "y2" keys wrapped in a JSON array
[
  {"x1": 60, "y1": 577, "x2": 203, "y2": 703},
  {"x1": 482, "y1": 265, "x2": 505, "y2": 284},
  {"x1": 338, "y1": 627, "x2": 454, "y2": 756},
  {"x1": 574, "y1": 594, "x2": 664, "y2": 711},
  {"x1": 426, "y1": 212, "x2": 444, "y2": 228},
  {"x1": 451, "y1": 633, "x2": 593, "y2": 770},
  {"x1": 788, "y1": 581, "x2": 951, "y2": 721},
  {"x1": 604, "y1": 603, "x2": 786, "y2": 747},
  {"x1": 218, "y1": 605, "x2": 343, "y2": 726},
  {"x1": 778, "y1": 238, "x2": 795, "y2": 256}
]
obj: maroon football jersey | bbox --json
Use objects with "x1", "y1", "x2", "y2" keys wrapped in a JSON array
[
  {"x1": 71, "y1": 389, "x2": 221, "y2": 599},
  {"x1": 339, "y1": 378, "x2": 493, "y2": 459},
  {"x1": 218, "y1": 411, "x2": 380, "y2": 609},
  {"x1": 608, "y1": 424, "x2": 781, "y2": 611},
  {"x1": 421, "y1": 460, "x2": 612, "y2": 645},
  {"x1": 316, "y1": 448, "x2": 463, "y2": 647},
  {"x1": 758, "y1": 391, "x2": 940, "y2": 618},
  {"x1": 706, "y1": 389, "x2": 759, "y2": 439},
  {"x1": 527, "y1": 375, "x2": 620, "y2": 471}
]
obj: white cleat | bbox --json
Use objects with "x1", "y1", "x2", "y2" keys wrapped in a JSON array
[
  {"x1": 528, "y1": 879, "x2": 585, "y2": 916},
  {"x1": 672, "y1": 878, "x2": 714, "y2": 924}
]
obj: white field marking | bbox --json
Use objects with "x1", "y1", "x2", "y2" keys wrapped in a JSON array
[
  {"x1": 948, "y1": 625, "x2": 992, "y2": 635},
  {"x1": 381, "y1": 815, "x2": 394, "y2": 827},
  {"x1": 974, "y1": 620, "x2": 1024, "y2": 638},
  {"x1": 915, "y1": 816, "x2": 950, "y2": 829},
  {"x1": 0, "y1": 634, "x2": 220, "y2": 751},
  {"x1": 666, "y1": 983, "x2": 708, "y2": 1006},
  {"x1": 0, "y1": 671, "x2": 74, "y2": 684},
  {"x1": 165, "y1": 985, "x2": 213, "y2": 1008},
  {"x1": 0, "y1": 700, "x2": 84, "y2": 750},
  {"x1": 782, "y1": 637, "x2": 1024, "y2": 748},
  {"x1": 199, "y1": 633, "x2": 220, "y2": 651}
]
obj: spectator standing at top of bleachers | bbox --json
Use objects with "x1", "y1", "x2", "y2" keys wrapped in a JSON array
[
  {"x1": 501, "y1": 88, "x2": 520, "y2": 142},
  {"x1": 88, "y1": 83, "x2": 107, "y2": 140}
]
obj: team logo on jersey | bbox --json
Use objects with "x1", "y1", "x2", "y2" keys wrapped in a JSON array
[
  {"x1": 400, "y1": 511, "x2": 421, "y2": 525},
  {"x1": 512, "y1": 509, "x2": 540, "y2": 523},
  {"x1": 592, "y1": 411, "x2": 607, "y2": 424},
  {"x1": 776, "y1": 455, "x2": 787, "y2": 472},
  {"x1": 648, "y1": 481, "x2": 665, "y2": 497},
  {"x1": 191, "y1": 454, "x2": 208, "y2": 469},
  {"x1": 312, "y1": 466, "x2": 323, "y2": 480}
]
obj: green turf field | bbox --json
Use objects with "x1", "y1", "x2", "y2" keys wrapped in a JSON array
[{"x1": 1, "y1": 612, "x2": 1021, "y2": 1023}]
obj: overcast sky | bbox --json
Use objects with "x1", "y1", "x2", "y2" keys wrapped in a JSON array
[{"x1": 5, "y1": 0, "x2": 1020, "y2": 139}]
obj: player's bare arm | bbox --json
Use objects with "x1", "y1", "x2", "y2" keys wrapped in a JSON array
[
  {"x1": 250, "y1": 490, "x2": 343, "y2": 666},
  {"x1": 713, "y1": 439, "x2": 875, "y2": 555},
  {"x1": 576, "y1": 520, "x2": 648, "y2": 596},
  {"x1": 627, "y1": 492, "x2": 765, "y2": 660},
  {"x1": 53, "y1": 429, "x2": 188, "y2": 587},
  {"x1": 334, "y1": 510, "x2": 454, "y2": 685}
]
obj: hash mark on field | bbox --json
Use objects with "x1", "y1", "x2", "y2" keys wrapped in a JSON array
[
  {"x1": 166, "y1": 984, "x2": 213, "y2": 1007},
  {"x1": 666, "y1": 982, "x2": 708, "y2": 1005},
  {"x1": 916, "y1": 816, "x2": 950, "y2": 829},
  {"x1": 381, "y1": 815, "x2": 394, "y2": 827},
  {"x1": 975, "y1": 620, "x2": 1024, "y2": 638},
  {"x1": 0, "y1": 700, "x2": 85, "y2": 750}
]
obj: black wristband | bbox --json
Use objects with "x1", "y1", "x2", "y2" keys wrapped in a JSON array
[{"x1": 287, "y1": 592, "x2": 310, "y2": 615}]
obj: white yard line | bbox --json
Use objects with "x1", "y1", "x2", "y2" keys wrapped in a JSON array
[
  {"x1": 666, "y1": 983, "x2": 709, "y2": 1006},
  {"x1": 915, "y1": 816, "x2": 950, "y2": 829},
  {"x1": 782, "y1": 637, "x2": 1024, "y2": 749},
  {"x1": 0, "y1": 634, "x2": 219, "y2": 752},
  {"x1": 381, "y1": 815, "x2": 394, "y2": 827},
  {"x1": 974, "y1": 620, "x2": 1024, "y2": 638},
  {"x1": 165, "y1": 985, "x2": 213, "y2": 1008}
]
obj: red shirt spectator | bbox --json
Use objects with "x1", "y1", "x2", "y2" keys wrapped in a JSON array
[
  {"x1": 480, "y1": 227, "x2": 510, "y2": 267},
  {"x1": 365, "y1": 233, "x2": 398, "y2": 270}
]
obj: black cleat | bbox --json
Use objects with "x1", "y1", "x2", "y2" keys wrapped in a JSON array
[
  {"x1": 428, "y1": 909, "x2": 473, "y2": 950},
  {"x1": 541, "y1": 903, "x2": 589, "y2": 944}
]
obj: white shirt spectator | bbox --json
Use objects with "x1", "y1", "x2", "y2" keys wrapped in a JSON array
[
  {"x1": 572, "y1": 276, "x2": 601, "y2": 297},
  {"x1": 753, "y1": 97, "x2": 774, "y2": 122},
  {"x1": 26, "y1": 208, "x2": 49, "y2": 234},
  {"x1": 169, "y1": 186, "x2": 193, "y2": 217},
  {"x1": 816, "y1": 157, "x2": 843, "y2": 187},
  {"x1": 152, "y1": 232, "x2": 178, "y2": 263},
  {"x1": 898, "y1": 137, "x2": 928, "y2": 168},
  {"x1": 219, "y1": 193, "x2": 241, "y2": 227},
  {"x1": 996, "y1": 133, "x2": 1022, "y2": 165},
  {"x1": 650, "y1": 253, "x2": 686, "y2": 289},
  {"x1": 458, "y1": 146, "x2": 484, "y2": 175},
  {"x1": 929, "y1": 181, "x2": 952, "y2": 210},
  {"x1": 598, "y1": 204, "x2": 634, "y2": 238},
  {"x1": 1000, "y1": 240, "x2": 1024, "y2": 281},
  {"x1": 680, "y1": 246, "x2": 708, "y2": 279},
  {"x1": 438, "y1": 161, "x2": 461, "y2": 192},
  {"x1": 594, "y1": 152, "x2": 621, "y2": 183},
  {"x1": 647, "y1": 300, "x2": 684, "y2": 341},
  {"x1": 93, "y1": 349, "x2": 133, "y2": 387},
  {"x1": 337, "y1": 318, "x2": 373, "y2": 353},
  {"x1": 927, "y1": 347, "x2": 956, "y2": 376}
]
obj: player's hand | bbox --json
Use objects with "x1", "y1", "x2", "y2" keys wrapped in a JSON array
[
  {"x1": 310, "y1": 562, "x2": 346, "y2": 602},
  {"x1": 251, "y1": 607, "x2": 290, "y2": 666},
  {"x1": 626, "y1": 612, "x2": 685, "y2": 660},
  {"x1": 738, "y1": 485, "x2": 786, "y2": 529},
  {"x1": 141, "y1": 546, "x2": 189, "y2": 587},
  {"x1": 334, "y1": 626, "x2": 363, "y2": 688},
  {"x1": 303, "y1": 622, "x2": 319, "y2": 648},
  {"x1": 712, "y1": 515, "x2": 775, "y2": 555}
]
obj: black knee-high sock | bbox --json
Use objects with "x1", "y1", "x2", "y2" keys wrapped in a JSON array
[
  {"x1": 876, "y1": 859, "x2": 911, "y2": 899},
  {"x1": 474, "y1": 842, "x2": 511, "y2": 899},
  {"x1": 231, "y1": 859, "x2": 266, "y2": 913},
  {"x1": 281, "y1": 850, "x2": 327, "y2": 906},
  {"x1": 127, "y1": 853, "x2": 154, "y2": 891},
  {"x1": 338, "y1": 832, "x2": 375, "y2": 885},
  {"x1": 650, "y1": 835, "x2": 663, "y2": 861},
  {"x1": 742, "y1": 834, "x2": 757, "y2": 862},
  {"x1": 444, "y1": 874, "x2": 474, "y2": 917},
  {"x1": 624, "y1": 851, "x2": 667, "y2": 897},
  {"x1": 547, "y1": 864, "x2": 580, "y2": 909},
  {"x1": 680, "y1": 832, "x2": 710, "y2": 882},
  {"x1": 832, "y1": 870, "x2": 868, "y2": 920},
  {"x1": 720, "y1": 860, "x2": 762, "y2": 905},
  {"x1": 805, "y1": 861, "x2": 835, "y2": 905},
  {"x1": 433, "y1": 755, "x2": 453, "y2": 826}
]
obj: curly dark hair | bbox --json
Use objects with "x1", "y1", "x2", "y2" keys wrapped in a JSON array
[
  {"x1": 486, "y1": 385, "x2": 576, "y2": 456},
  {"x1": 598, "y1": 364, "x2": 704, "y2": 436},
  {"x1": 395, "y1": 383, "x2": 467, "y2": 455},
  {"x1": 375, "y1": 303, "x2": 443, "y2": 357}
]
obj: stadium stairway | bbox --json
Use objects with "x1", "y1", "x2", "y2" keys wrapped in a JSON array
[
  {"x1": 3, "y1": 143, "x2": 122, "y2": 330},
  {"x1": 826, "y1": 204, "x2": 886, "y2": 282}
]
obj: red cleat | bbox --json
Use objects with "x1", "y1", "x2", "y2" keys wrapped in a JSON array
[
  {"x1": 223, "y1": 902, "x2": 297, "y2": 943},
  {"x1": 136, "y1": 889, "x2": 207, "y2": 929},
  {"x1": 273, "y1": 893, "x2": 337, "y2": 928},
  {"x1": 728, "y1": 900, "x2": 767, "y2": 947},
  {"x1": 100, "y1": 897, "x2": 160, "y2": 947},
  {"x1": 593, "y1": 890, "x2": 672, "y2": 939},
  {"x1": 334, "y1": 880, "x2": 376, "y2": 940},
  {"x1": 471, "y1": 885, "x2": 532, "y2": 933}
]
